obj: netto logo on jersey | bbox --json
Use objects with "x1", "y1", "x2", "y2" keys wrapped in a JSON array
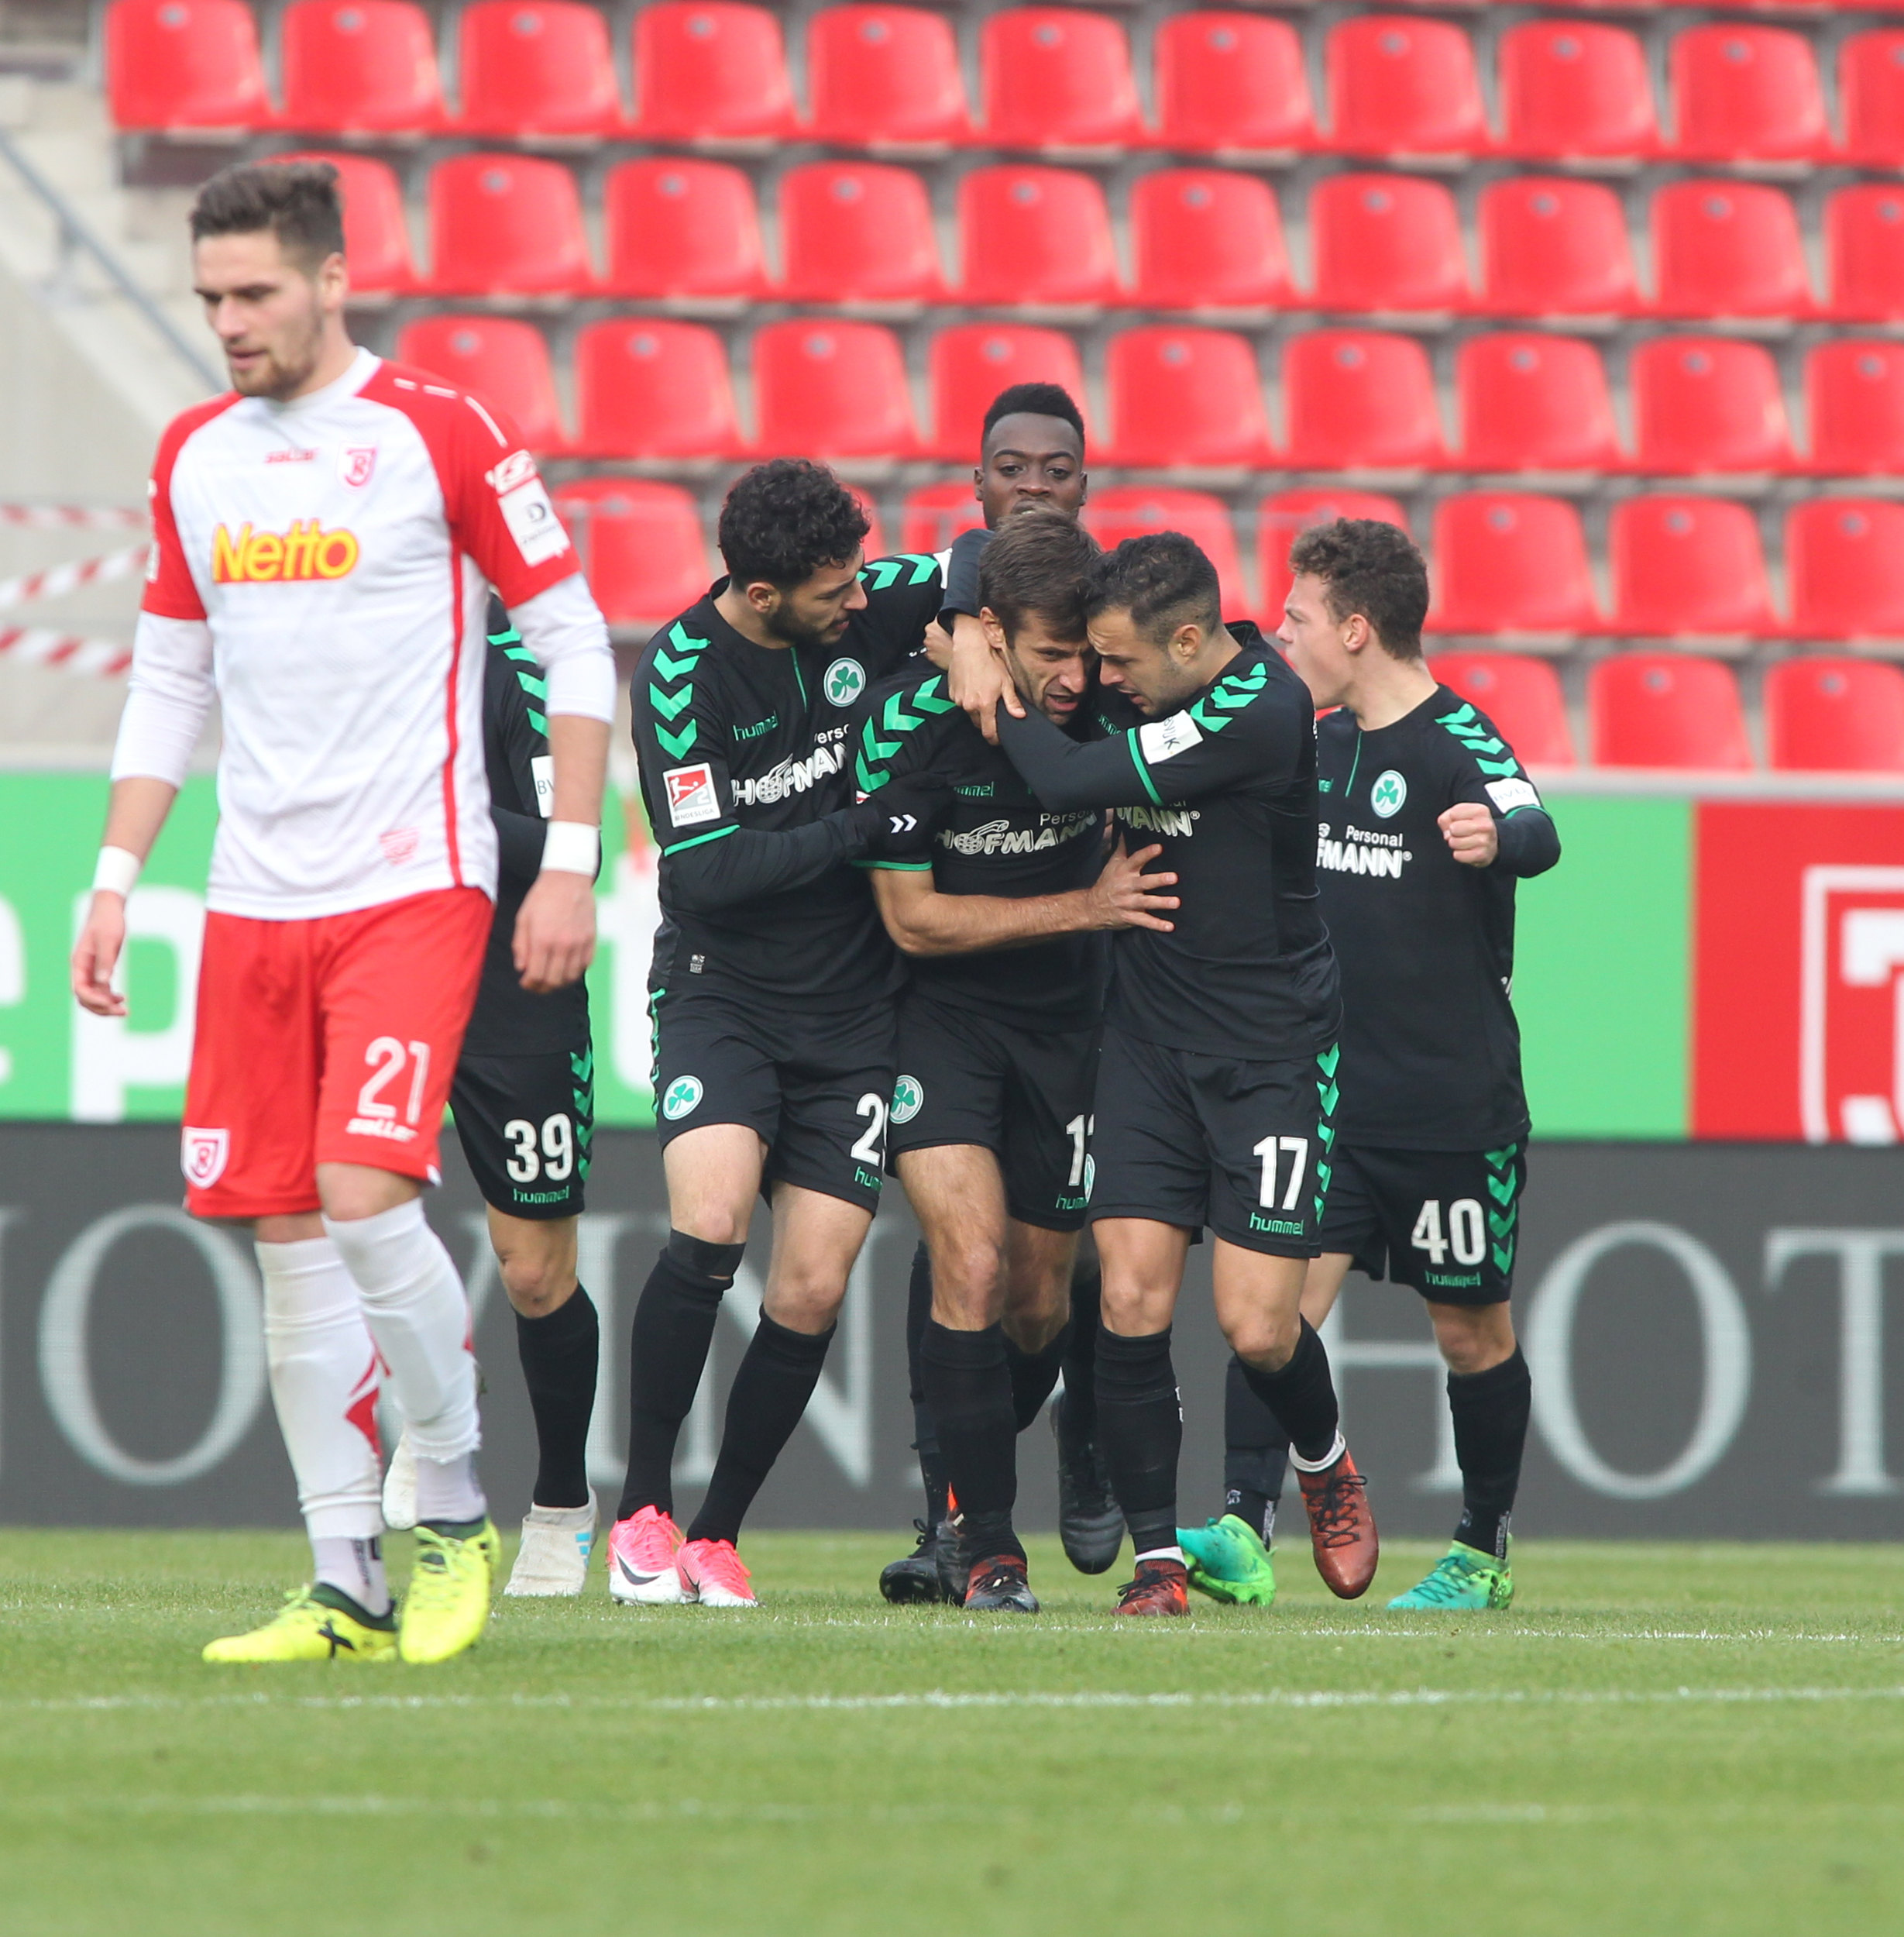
[
  {"x1": 212, "y1": 520, "x2": 360, "y2": 583},
  {"x1": 890, "y1": 1075, "x2": 923, "y2": 1124},
  {"x1": 1370, "y1": 770, "x2": 1407, "y2": 818}
]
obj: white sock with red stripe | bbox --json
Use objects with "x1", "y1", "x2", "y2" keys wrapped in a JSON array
[
  {"x1": 256, "y1": 1237, "x2": 389, "y2": 1611},
  {"x1": 323, "y1": 1202, "x2": 485, "y2": 1522}
]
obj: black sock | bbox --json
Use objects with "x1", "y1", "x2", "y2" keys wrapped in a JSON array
[
  {"x1": 617, "y1": 1237, "x2": 738, "y2": 1522},
  {"x1": 515, "y1": 1285, "x2": 599, "y2": 1509},
  {"x1": 686, "y1": 1313, "x2": 835, "y2": 1547},
  {"x1": 1449, "y1": 1347, "x2": 1531, "y2": 1562},
  {"x1": 1238, "y1": 1318, "x2": 1341, "y2": 1467},
  {"x1": 920, "y1": 1321, "x2": 1022, "y2": 1563},
  {"x1": 1222, "y1": 1352, "x2": 1291, "y2": 1544},
  {"x1": 1057, "y1": 1264, "x2": 1102, "y2": 1444},
  {"x1": 1094, "y1": 1327, "x2": 1181, "y2": 1558},
  {"x1": 1005, "y1": 1321, "x2": 1070, "y2": 1431},
  {"x1": 905, "y1": 1241, "x2": 949, "y2": 1524}
]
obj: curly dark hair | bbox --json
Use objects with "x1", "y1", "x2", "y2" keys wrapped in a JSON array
[
  {"x1": 1287, "y1": 518, "x2": 1428, "y2": 660},
  {"x1": 978, "y1": 507, "x2": 1100, "y2": 642},
  {"x1": 982, "y1": 383, "x2": 1085, "y2": 450},
  {"x1": 190, "y1": 160, "x2": 345, "y2": 273},
  {"x1": 1083, "y1": 531, "x2": 1222, "y2": 645},
  {"x1": 717, "y1": 459, "x2": 871, "y2": 590}
]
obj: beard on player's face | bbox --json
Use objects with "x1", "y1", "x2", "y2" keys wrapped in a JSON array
[{"x1": 225, "y1": 287, "x2": 326, "y2": 399}]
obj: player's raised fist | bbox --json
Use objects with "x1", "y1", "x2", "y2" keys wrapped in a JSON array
[{"x1": 1438, "y1": 801, "x2": 1499, "y2": 869}]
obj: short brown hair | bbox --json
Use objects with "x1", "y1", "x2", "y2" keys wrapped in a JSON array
[
  {"x1": 190, "y1": 160, "x2": 345, "y2": 273},
  {"x1": 1287, "y1": 518, "x2": 1428, "y2": 660},
  {"x1": 978, "y1": 507, "x2": 1100, "y2": 642},
  {"x1": 1084, "y1": 530, "x2": 1221, "y2": 644}
]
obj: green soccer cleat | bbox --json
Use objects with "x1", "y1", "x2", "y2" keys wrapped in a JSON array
[
  {"x1": 1386, "y1": 1540, "x2": 1514, "y2": 1611},
  {"x1": 1176, "y1": 1515, "x2": 1277, "y2": 1608},
  {"x1": 202, "y1": 1584, "x2": 397, "y2": 1664},
  {"x1": 398, "y1": 1519, "x2": 501, "y2": 1663}
]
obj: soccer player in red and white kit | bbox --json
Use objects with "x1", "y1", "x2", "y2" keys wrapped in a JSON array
[{"x1": 69, "y1": 163, "x2": 615, "y2": 1664}]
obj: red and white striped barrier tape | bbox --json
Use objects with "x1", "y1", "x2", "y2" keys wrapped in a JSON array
[
  {"x1": 0, "y1": 504, "x2": 146, "y2": 531},
  {"x1": 0, "y1": 627, "x2": 132, "y2": 677},
  {"x1": 0, "y1": 544, "x2": 151, "y2": 613}
]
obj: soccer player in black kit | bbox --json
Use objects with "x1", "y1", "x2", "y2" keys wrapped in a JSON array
[
  {"x1": 858, "y1": 512, "x2": 1178, "y2": 1610},
  {"x1": 610, "y1": 460, "x2": 952, "y2": 1608},
  {"x1": 1183, "y1": 518, "x2": 1559, "y2": 1613},
  {"x1": 978, "y1": 532, "x2": 1380, "y2": 1615},
  {"x1": 381, "y1": 600, "x2": 602, "y2": 1598}
]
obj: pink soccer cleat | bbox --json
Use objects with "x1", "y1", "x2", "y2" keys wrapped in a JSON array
[
  {"x1": 607, "y1": 1505, "x2": 688, "y2": 1605},
  {"x1": 677, "y1": 1537, "x2": 758, "y2": 1608}
]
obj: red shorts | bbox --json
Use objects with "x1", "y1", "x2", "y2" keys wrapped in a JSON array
[{"x1": 181, "y1": 887, "x2": 492, "y2": 1219}]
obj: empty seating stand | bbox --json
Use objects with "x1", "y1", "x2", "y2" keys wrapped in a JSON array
[
  {"x1": 280, "y1": 0, "x2": 445, "y2": 137},
  {"x1": 1764, "y1": 659, "x2": 1904, "y2": 772},
  {"x1": 1429, "y1": 653, "x2": 1577, "y2": 766},
  {"x1": 1590, "y1": 655, "x2": 1754, "y2": 770},
  {"x1": 108, "y1": 0, "x2": 273, "y2": 132}
]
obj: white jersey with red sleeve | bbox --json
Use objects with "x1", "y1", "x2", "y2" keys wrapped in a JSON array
[{"x1": 131, "y1": 347, "x2": 593, "y2": 920}]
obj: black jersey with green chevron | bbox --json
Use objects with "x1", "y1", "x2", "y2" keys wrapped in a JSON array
[
  {"x1": 464, "y1": 599, "x2": 591, "y2": 1055},
  {"x1": 852, "y1": 666, "x2": 1108, "y2": 1027},
  {"x1": 633, "y1": 559, "x2": 944, "y2": 1006},
  {"x1": 995, "y1": 623, "x2": 1339, "y2": 1060},
  {"x1": 1315, "y1": 683, "x2": 1558, "y2": 1148}
]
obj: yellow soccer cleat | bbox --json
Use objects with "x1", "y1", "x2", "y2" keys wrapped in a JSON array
[
  {"x1": 398, "y1": 1519, "x2": 501, "y2": 1664},
  {"x1": 202, "y1": 1585, "x2": 398, "y2": 1664}
]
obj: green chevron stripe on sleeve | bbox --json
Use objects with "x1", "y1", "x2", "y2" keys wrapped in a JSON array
[
  {"x1": 528, "y1": 708, "x2": 548, "y2": 736},
  {"x1": 513, "y1": 669, "x2": 548, "y2": 702},
  {"x1": 655, "y1": 721, "x2": 698, "y2": 759},
  {"x1": 861, "y1": 554, "x2": 941, "y2": 590},
  {"x1": 502, "y1": 643, "x2": 534, "y2": 663},
  {"x1": 912, "y1": 677, "x2": 955, "y2": 714},
  {"x1": 648, "y1": 683, "x2": 693, "y2": 722},
  {"x1": 662, "y1": 823, "x2": 735, "y2": 856}
]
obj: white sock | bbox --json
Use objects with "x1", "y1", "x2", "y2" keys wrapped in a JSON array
[
  {"x1": 311, "y1": 1536, "x2": 390, "y2": 1617},
  {"x1": 256, "y1": 1237, "x2": 385, "y2": 1564},
  {"x1": 1135, "y1": 1545, "x2": 1185, "y2": 1567},
  {"x1": 414, "y1": 1452, "x2": 486, "y2": 1526},
  {"x1": 323, "y1": 1201, "x2": 484, "y2": 1489},
  {"x1": 1290, "y1": 1430, "x2": 1347, "y2": 1475}
]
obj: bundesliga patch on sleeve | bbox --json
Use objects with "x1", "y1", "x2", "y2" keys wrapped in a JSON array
[
  {"x1": 489, "y1": 451, "x2": 571, "y2": 566},
  {"x1": 665, "y1": 762, "x2": 720, "y2": 828},
  {"x1": 1484, "y1": 776, "x2": 1541, "y2": 814},
  {"x1": 1138, "y1": 713, "x2": 1204, "y2": 764}
]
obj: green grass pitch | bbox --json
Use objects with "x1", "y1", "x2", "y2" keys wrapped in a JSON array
[{"x1": 2, "y1": 1529, "x2": 1901, "y2": 1935}]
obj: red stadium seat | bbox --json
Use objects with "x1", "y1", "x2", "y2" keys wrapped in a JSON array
[
  {"x1": 602, "y1": 158, "x2": 766, "y2": 302},
  {"x1": 1590, "y1": 655, "x2": 1753, "y2": 770},
  {"x1": 1840, "y1": 32, "x2": 1904, "y2": 167},
  {"x1": 1281, "y1": 331, "x2": 1445, "y2": 470},
  {"x1": 572, "y1": 319, "x2": 743, "y2": 460},
  {"x1": 1765, "y1": 658, "x2": 1904, "y2": 772},
  {"x1": 926, "y1": 325, "x2": 1088, "y2": 462},
  {"x1": 1669, "y1": 25, "x2": 1829, "y2": 163},
  {"x1": 1129, "y1": 170, "x2": 1296, "y2": 312},
  {"x1": 778, "y1": 162, "x2": 943, "y2": 305},
  {"x1": 553, "y1": 480, "x2": 712, "y2": 628},
  {"x1": 396, "y1": 316, "x2": 567, "y2": 453},
  {"x1": 751, "y1": 321, "x2": 919, "y2": 461},
  {"x1": 1457, "y1": 334, "x2": 1620, "y2": 473},
  {"x1": 1428, "y1": 653, "x2": 1576, "y2": 767},
  {"x1": 106, "y1": 0, "x2": 273, "y2": 132},
  {"x1": 456, "y1": 0, "x2": 622, "y2": 139},
  {"x1": 806, "y1": 6, "x2": 970, "y2": 148},
  {"x1": 1258, "y1": 489, "x2": 1409, "y2": 621},
  {"x1": 1104, "y1": 328, "x2": 1273, "y2": 470},
  {"x1": 1152, "y1": 12, "x2": 1316, "y2": 154},
  {"x1": 1085, "y1": 489, "x2": 1247, "y2": 616},
  {"x1": 1826, "y1": 186, "x2": 1904, "y2": 322},
  {"x1": 427, "y1": 154, "x2": 593, "y2": 295},
  {"x1": 1310, "y1": 174, "x2": 1469, "y2": 314},
  {"x1": 979, "y1": 9, "x2": 1143, "y2": 151},
  {"x1": 276, "y1": 153, "x2": 415, "y2": 294},
  {"x1": 957, "y1": 167, "x2": 1120, "y2": 308},
  {"x1": 631, "y1": 2, "x2": 795, "y2": 143},
  {"x1": 1805, "y1": 341, "x2": 1904, "y2": 476},
  {"x1": 1325, "y1": 15, "x2": 1489, "y2": 158},
  {"x1": 901, "y1": 482, "x2": 987, "y2": 554},
  {"x1": 280, "y1": 0, "x2": 445, "y2": 136},
  {"x1": 1497, "y1": 21, "x2": 1658, "y2": 161},
  {"x1": 1630, "y1": 336, "x2": 1795, "y2": 475},
  {"x1": 1787, "y1": 499, "x2": 1904, "y2": 642},
  {"x1": 1428, "y1": 494, "x2": 1601, "y2": 638},
  {"x1": 1609, "y1": 496, "x2": 1775, "y2": 637},
  {"x1": 1652, "y1": 181, "x2": 1813, "y2": 320},
  {"x1": 1478, "y1": 177, "x2": 1641, "y2": 318}
]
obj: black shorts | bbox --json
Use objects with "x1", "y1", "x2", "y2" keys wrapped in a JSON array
[
  {"x1": 886, "y1": 993, "x2": 1101, "y2": 1231},
  {"x1": 1318, "y1": 1142, "x2": 1526, "y2": 1305},
  {"x1": 450, "y1": 1040, "x2": 594, "y2": 1221},
  {"x1": 1088, "y1": 1024, "x2": 1339, "y2": 1258},
  {"x1": 651, "y1": 989, "x2": 896, "y2": 1213}
]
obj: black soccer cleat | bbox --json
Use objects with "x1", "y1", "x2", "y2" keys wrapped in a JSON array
[
  {"x1": 879, "y1": 1520, "x2": 952, "y2": 1604},
  {"x1": 963, "y1": 1555, "x2": 1040, "y2": 1613},
  {"x1": 1052, "y1": 1394, "x2": 1125, "y2": 1575}
]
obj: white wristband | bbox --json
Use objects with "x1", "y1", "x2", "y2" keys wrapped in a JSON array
[
  {"x1": 539, "y1": 821, "x2": 600, "y2": 877},
  {"x1": 92, "y1": 845, "x2": 143, "y2": 898}
]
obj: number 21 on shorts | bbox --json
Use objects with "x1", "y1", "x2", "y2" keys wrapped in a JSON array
[{"x1": 349, "y1": 1036, "x2": 431, "y2": 1142}]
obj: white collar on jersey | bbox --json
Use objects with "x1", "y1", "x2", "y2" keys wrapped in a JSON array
[{"x1": 256, "y1": 344, "x2": 379, "y2": 419}]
